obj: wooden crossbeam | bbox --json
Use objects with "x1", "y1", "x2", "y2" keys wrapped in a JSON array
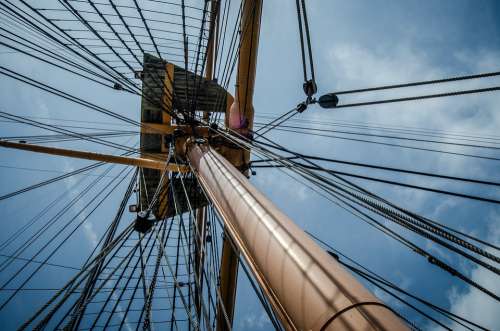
[{"x1": 0, "y1": 140, "x2": 189, "y2": 172}]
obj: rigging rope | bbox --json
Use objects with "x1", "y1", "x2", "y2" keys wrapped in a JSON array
[
  {"x1": 252, "y1": 162, "x2": 500, "y2": 205},
  {"x1": 294, "y1": 0, "x2": 316, "y2": 101},
  {"x1": 254, "y1": 122, "x2": 500, "y2": 150},
  {"x1": 333, "y1": 70, "x2": 500, "y2": 95},
  {"x1": 335, "y1": 85, "x2": 500, "y2": 108},
  {"x1": 251, "y1": 154, "x2": 500, "y2": 188}
]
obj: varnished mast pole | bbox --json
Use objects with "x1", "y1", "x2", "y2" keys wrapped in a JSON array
[{"x1": 187, "y1": 143, "x2": 408, "y2": 331}]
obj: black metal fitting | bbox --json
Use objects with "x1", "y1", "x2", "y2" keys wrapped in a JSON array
[
  {"x1": 303, "y1": 79, "x2": 317, "y2": 98},
  {"x1": 134, "y1": 210, "x2": 157, "y2": 233},
  {"x1": 327, "y1": 250, "x2": 340, "y2": 261},
  {"x1": 195, "y1": 137, "x2": 207, "y2": 145},
  {"x1": 296, "y1": 102, "x2": 308, "y2": 113},
  {"x1": 163, "y1": 134, "x2": 174, "y2": 147},
  {"x1": 317, "y1": 93, "x2": 339, "y2": 109},
  {"x1": 134, "y1": 71, "x2": 143, "y2": 80},
  {"x1": 173, "y1": 128, "x2": 185, "y2": 138}
]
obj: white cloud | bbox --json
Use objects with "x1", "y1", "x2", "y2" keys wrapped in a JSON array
[
  {"x1": 238, "y1": 311, "x2": 270, "y2": 330},
  {"x1": 61, "y1": 159, "x2": 100, "y2": 249},
  {"x1": 323, "y1": 41, "x2": 500, "y2": 209},
  {"x1": 327, "y1": 43, "x2": 439, "y2": 90},
  {"x1": 253, "y1": 167, "x2": 309, "y2": 203}
]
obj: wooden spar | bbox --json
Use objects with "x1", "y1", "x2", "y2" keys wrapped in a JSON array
[
  {"x1": 194, "y1": 207, "x2": 207, "y2": 323},
  {"x1": 187, "y1": 142, "x2": 409, "y2": 331},
  {"x1": 216, "y1": 1, "x2": 263, "y2": 329},
  {"x1": 0, "y1": 140, "x2": 188, "y2": 172},
  {"x1": 226, "y1": 0, "x2": 262, "y2": 134},
  {"x1": 216, "y1": 233, "x2": 240, "y2": 330},
  {"x1": 205, "y1": 0, "x2": 218, "y2": 82}
]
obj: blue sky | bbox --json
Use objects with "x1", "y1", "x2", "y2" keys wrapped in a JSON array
[{"x1": 1, "y1": 0, "x2": 500, "y2": 330}]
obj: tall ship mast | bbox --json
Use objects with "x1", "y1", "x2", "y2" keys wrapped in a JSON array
[{"x1": 0, "y1": 1, "x2": 498, "y2": 330}]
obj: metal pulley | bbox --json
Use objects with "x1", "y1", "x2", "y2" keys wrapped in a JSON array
[
  {"x1": 134, "y1": 210, "x2": 157, "y2": 233},
  {"x1": 296, "y1": 101, "x2": 308, "y2": 113},
  {"x1": 317, "y1": 93, "x2": 339, "y2": 109},
  {"x1": 113, "y1": 82, "x2": 123, "y2": 90},
  {"x1": 303, "y1": 79, "x2": 317, "y2": 101}
]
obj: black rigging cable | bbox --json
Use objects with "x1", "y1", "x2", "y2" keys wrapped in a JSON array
[
  {"x1": 31, "y1": 232, "x2": 135, "y2": 327},
  {"x1": 0, "y1": 1, "x2": 206, "y2": 124},
  {"x1": 28, "y1": 224, "x2": 136, "y2": 330},
  {"x1": 255, "y1": 122, "x2": 500, "y2": 151},
  {"x1": 251, "y1": 154, "x2": 500, "y2": 187},
  {"x1": 0, "y1": 14, "x2": 129, "y2": 91},
  {"x1": 0, "y1": 161, "x2": 118, "y2": 273},
  {"x1": 4, "y1": 0, "x2": 194, "y2": 117},
  {"x1": 334, "y1": 86, "x2": 500, "y2": 109},
  {"x1": 114, "y1": 229, "x2": 163, "y2": 330},
  {"x1": 68, "y1": 169, "x2": 138, "y2": 329},
  {"x1": 0, "y1": 159, "x2": 105, "y2": 201},
  {"x1": 294, "y1": 0, "x2": 316, "y2": 100},
  {"x1": 132, "y1": 0, "x2": 161, "y2": 58},
  {"x1": 255, "y1": 113, "x2": 500, "y2": 143},
  {"x1": 262, "y1": 125, "x2": 500, "y2": 162},
  {"x1": 0, "y1": 73, "x2": 181, "y2": 157},
  {"x1": 333, "y1": 70, "x2": 500, "y2": 95},
  {"x1": 0, "y1": 111, "x2": 143, "y2": 157},
  {"x1": 9, "y1": 0, "x2": 140, "y2": 92},
  {"x1": 253, "y1": 106, "x2": 299, "y2": 135},
  {"x1": 0, "y1": 167, "x2": 134, "y2": 311},
  {"x1": 251, "y1": 0, "x2": 319, "y2": 137},
  {"x1": 252, "y1": 162, "x2": 500, "y2": 204}
]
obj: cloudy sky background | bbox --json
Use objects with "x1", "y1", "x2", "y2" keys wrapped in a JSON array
[{"x1": 0, "y1": 0, "x2": 499, "y2": 330}]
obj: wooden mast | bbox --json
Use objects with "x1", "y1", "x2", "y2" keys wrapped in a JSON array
[
  {"x1": 0, "y1": 1, "x2": 411, "y2": 329},
  {"x1": 216, "y1": 1, "x2": 263, "y2": 330},
  {"x1": 187, "y1": 142, "x2": 409, "y2": 331}
]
